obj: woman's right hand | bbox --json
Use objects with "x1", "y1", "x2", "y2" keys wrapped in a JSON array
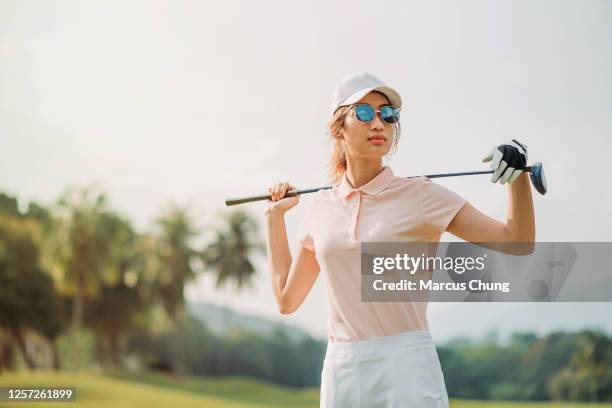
[{"x1": 266, "y1": 182, "x2": 299, "y2": 214}]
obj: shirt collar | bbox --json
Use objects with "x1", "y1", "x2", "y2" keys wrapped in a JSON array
[{"x1": 337, "y1": 165, "x2": 396, "y2": 199}]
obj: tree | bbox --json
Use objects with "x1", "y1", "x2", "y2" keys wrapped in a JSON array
[
  {"x1": 84, "y1": 215, "x2": 153, "y2": 368},
  {"x1": 47, "y1": 184, "x2": 118, "y2": 366},
  {"x1": 0, "y1": 212, "x2": 66, "y2": 369},
  {"x1": 200, "y1": 209, "x2": 266, "y2": 372},
  {"x1": 548, "y1": 331, "x2": 612, "y2": 402},
  {"x1": 153, "y1": 203, "x2": 202, "y2": 374},
  {"x1": 201, "y1": 210, "x2": 265, "y2": 289}
]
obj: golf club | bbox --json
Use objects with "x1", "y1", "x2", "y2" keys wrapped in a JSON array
[{"x1": 224, "y1": 162, "x2": 547, "y2": 207}]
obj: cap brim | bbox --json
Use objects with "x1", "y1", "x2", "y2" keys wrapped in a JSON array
[{"x1": 339, "y1": 86, "x2": 403, "y2": 109}]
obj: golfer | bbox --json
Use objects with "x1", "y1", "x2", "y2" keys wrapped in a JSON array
[{"x1": 265, "y1": 72, "x2": 535, "y2": 407}]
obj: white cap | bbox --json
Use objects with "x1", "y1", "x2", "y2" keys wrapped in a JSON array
[{"x1": 331, "y1": 72, "x2": 402, "y2": 114}]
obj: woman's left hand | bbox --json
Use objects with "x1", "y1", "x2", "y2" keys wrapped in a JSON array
[{"x1": 482, "y1": 139, "x2": 528, "y2": 185}]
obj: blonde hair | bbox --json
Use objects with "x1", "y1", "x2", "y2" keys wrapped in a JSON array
[{"x1": 327, "y1": 98, "x2": 401, "y2": 184}]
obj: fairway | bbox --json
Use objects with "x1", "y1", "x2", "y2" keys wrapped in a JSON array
[{"x1": 0, "y1": 371, "x2": 610, "y2": 408}]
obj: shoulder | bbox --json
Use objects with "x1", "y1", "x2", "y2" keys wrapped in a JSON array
[
  {"x1": 419, "y1": 176, "x2": 468, "y2": 205},
  {"x1": 311, "y1": 187, "x2": 333, "y2": 201},
  {"x1": 299, "y1": 188, "x2": 330, "y2": 211},
  {"x1": 390, "y1": 175, "x2": 463, "y2": 202},
  {"x1": 387, "y1": 175, "x2": 427, "y2": 192},
  {"x1": 313, "y1": 184, "x2": 345, "y2": 202}
]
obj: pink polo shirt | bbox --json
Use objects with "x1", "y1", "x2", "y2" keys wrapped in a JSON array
[{"x1": 296, "y1": 165, "x2": 469, "y2": 343}]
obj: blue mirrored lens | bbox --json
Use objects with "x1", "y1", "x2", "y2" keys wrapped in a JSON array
[
  {"x1": 355, "y1": 104, "x2": 375, "y2": 122},
  {"x1": 381, "y1": 106, "x2": 399, "y2": 124}
]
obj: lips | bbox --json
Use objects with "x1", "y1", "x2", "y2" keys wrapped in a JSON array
[{"x1": 368, "y1": 135, "x2": 386, "y2": 140}]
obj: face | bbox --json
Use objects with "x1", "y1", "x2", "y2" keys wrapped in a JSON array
[{"x1": 339, "y1": 91, "x2": 396, "y2": 160}]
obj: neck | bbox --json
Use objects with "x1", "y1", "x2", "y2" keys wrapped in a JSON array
[{"x1": 345, "y1": 158, "x2": 385, "y2": 189}]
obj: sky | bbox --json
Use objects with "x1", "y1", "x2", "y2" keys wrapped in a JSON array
[{"x1": 1, "y1": 0, "x2": 611, "y2": 343}]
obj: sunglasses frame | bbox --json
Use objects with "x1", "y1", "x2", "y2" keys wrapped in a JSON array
[{"x1": 350, "y1": 103, "x2": 401, "y2": 125}]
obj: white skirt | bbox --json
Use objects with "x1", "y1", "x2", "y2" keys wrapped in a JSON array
[{"x1": 320, "y1": 330, "x2": 449, "y2": 408}]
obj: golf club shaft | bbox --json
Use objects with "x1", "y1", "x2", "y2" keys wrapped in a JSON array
[{"x1": 224, "y1": 166, "x2": 535, "y2": 207}]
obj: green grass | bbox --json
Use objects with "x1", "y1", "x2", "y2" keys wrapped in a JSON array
[
  {"x1": 106, "y1": 370, "x2": 318, "y2": 407},
  {"x1": 0, "y1": 370, "x2": 610, "y2": 408},
  {"x1": 0, "y1": 370, "x2": 317, "y2": 408}
]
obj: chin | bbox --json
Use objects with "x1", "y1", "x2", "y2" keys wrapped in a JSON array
[{"x1": 361, "y1": 151, "x2": 389, "y2": 159}]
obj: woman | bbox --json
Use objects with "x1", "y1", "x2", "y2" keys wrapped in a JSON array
[{"x1": 264, "y1": 72, "x2": 535, "y2": 407}]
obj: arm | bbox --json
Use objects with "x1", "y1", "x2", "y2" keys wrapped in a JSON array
[
  {"x1": 266, "y1": 208, "x2": 321, "y2": 315},
  {"x1": 446, "y1": 172, "x2": 535, "y2": 254}
]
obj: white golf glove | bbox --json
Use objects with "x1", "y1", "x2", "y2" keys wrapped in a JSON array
[{"x1": 482, "y1": 139, "x2": 528, "y2": 184}]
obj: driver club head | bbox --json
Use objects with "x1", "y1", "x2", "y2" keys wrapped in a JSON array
[{"x1": 529, "y1": 162, "x2": 547, "y2": 195}]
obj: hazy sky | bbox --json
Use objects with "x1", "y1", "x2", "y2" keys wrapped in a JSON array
[{"x1": 1, "y1": 0, "x2": 611, "y2": 342}]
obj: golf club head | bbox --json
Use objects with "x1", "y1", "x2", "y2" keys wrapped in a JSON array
[{"x1": 529, "y1": 162, "x2": 547, "y2": 195}]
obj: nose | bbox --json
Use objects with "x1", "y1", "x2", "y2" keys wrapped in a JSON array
[{"x1": 370, "y1": 112, "x2": 385, "y2": 131}]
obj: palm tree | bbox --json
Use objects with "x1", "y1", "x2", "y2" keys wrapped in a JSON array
[
  {"x1": 47, "y1": 183, "x2": 116, "y2": 367},
  {"x1": 83, "y1": 213, "x2": 151, "y2": 368},
  {"x1": 200, "y1": 209, "x2": 266, "y2": 373},
  {"x1": 154, "y1": 204, "x2": 201, "y2": 314},
  {"x1": 153, "y1": 203, "x2": 202, "y2": 374},
  {"x1": 201, "y1": 209, "x2": 265, "y2": 290}
]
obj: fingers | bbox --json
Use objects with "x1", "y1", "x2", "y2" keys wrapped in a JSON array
[
  {"x1": 506, "y1": 168, "x2": 523, "y2": 184},
  {"x1": 268, "y1": 183, "x2": 282, "y2": 201},
  {"x1": 499, "y1": 166, "x2": 517, "y2": 184},
  {"x1": 482, "y1": 147, "x2": 496, "y2": 163},
  {"x1": 490, "y1": 149, "x2": 506, "y2": 182},
  {"x1": 486, "y1": 140, "x2": 529, "y2": 187},
  {"x1": 494, "y1": 161, "x2": 523, "y2": 185},
  {"x1": 492, "y1": 161, "x2": 524, "y2": 185},
  {"x1": 268, "y1": 182, "x2": 294, "y2": 201},
  {"x1": 490, "y1": 149, "x2": 503, "y2": 172}
]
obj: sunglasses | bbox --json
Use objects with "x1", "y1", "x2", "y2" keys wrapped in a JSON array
[{"x1": 351, "y1": 103, "x2": 400, "y2": 125}]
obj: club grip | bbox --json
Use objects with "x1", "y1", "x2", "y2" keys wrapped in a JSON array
[{"x1": 225, "y1": 191, "x2": 299, "y2": 206}]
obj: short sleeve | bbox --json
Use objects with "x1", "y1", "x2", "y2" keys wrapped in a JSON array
[
  {"x1": 420, "y1": 177, "x2": 469, "y2": 234},
  {"x1": 296, "y1": 196, "x2": 316, "y2": 251}
]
